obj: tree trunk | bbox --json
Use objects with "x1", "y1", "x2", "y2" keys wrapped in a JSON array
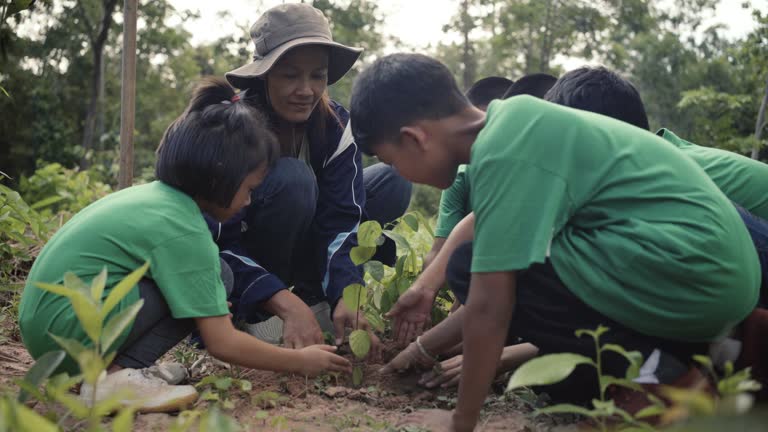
[
  {"x1": 80, "y1": 0, "x2": 119, "y2": 169},
  {"x1": 752, "y1": 74, "x2": 768, "y2": 160},
  {"x1": 461, "y1": 0, "x2": 475, "y2": 90}
]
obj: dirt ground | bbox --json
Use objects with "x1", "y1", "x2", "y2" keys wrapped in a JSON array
[{"x1": 0, "y1": 323, "x2": 576, "y2": 432}]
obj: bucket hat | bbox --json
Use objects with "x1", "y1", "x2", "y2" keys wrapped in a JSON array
[{"x1": 226, "y1": 3, "x2": 363, "y2": 90}]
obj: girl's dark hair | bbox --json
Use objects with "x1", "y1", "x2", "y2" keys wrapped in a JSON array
[{"x1": 156, "y1": 77, "x2": 279, "y2": 208}]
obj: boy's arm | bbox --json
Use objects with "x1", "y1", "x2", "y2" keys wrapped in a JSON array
[
  {"x1": 388, "y1": 213, "x2": 475, "y2": 346},
  {"x1": 453, "y1": 271, "x2": 516, "y2": 432},
  {"x1": 195, "y1": 315, "x2": 351, "y2": 376}
]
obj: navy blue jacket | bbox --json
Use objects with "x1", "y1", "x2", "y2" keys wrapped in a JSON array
[{"x1": 207, "y1": 101, "x2": 364, "y2": 321}]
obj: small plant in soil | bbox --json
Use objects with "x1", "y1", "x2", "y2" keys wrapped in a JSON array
[{"x1": 343, "y1": 220, "x2": 383, "y2": 386}]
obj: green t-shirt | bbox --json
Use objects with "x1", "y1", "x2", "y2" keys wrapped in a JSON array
[
  {"x1": 658, "y1": 128, "x2": 768, "y2": 220},
  {"x1": 435, "y1": 165, "x2": 470, "y2": 238},
  {"x1": 469, "y1": 96, "x2": 760, "y2": 343},
  {"x1": 19, "y1": 181, "x2": 228, "y2": 373}
]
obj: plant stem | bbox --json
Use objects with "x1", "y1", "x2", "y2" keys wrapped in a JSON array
[{"x1": 354, "y1": 284, "x2": 361, "y2": 330}]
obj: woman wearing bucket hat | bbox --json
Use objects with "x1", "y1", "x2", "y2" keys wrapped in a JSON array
[{"x1": 206, "y1": 3, "x2": 412, "y2": 356}]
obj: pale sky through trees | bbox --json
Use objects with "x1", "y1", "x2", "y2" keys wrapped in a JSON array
[{"x1": 172, "y1": 0, "x2": 765, "y2": 51}]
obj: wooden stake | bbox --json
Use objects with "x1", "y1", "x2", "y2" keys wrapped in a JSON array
[{"x1": 118, "y1": 0, "x2": 138, "y2": 189}]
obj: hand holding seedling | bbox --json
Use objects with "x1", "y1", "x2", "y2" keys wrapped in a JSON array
[
  {"x1": 298, "y1": 345, "x2": 352, "y2": 376},
  {"x1": 282, "y1": 303, "x2": 324, "y2": 349},
  {"x1": 332, "y1": 300, "x2": 383, "y2": 361}
]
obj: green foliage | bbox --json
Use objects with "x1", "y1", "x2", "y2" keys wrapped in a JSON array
[
  {"x1": 0, "y1": 174, "x2": 52, "y2": 290},
  {"x1": 507, "y1": 326, "x2": 763, "y2": 430},
  {"x1": 19, "y1": 162, "x2": 112, "y2": 216},
  {"x1": 196, "y1": 375, "x2": 252, "y2": 411}
]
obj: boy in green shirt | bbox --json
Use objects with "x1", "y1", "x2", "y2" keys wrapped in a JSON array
[{"x1": 350, "y1": 54, "x2": 760, "y2": 431}]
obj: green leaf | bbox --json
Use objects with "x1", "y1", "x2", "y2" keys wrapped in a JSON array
[
  {"x1": 112, "y1": 407, "x2": 138, "y2": 432},
  {"x1": 102, "y1": 262, "x2": 149, "y2": 318},
  {"x1": 6, "y1": 0, "x2": 35, "y2": 17},
  {"x1": 101, "y1": 299, "x2": 144, "y2": 353},
  {"x1": 364, "y1": 309, "x2": 385, "y2": 332},
  {"x1": 34, "y1": 281, "x2": 78, "y2": 299},
  {"x1": 394, "y1": 255, "x2": 405, "y2": 276},
  {"x1": 18, "y1": 350, "x2": 66, "y2": 403},
  {"x1": 352, "y1": 365, "x2": 363, "y2": 387},
  {"x1": 349, "y1": 329, "x2": 371, "y2": 359},
  {"x1": 534, "y1": 403, "x2": 597, "y2": 418},
  {"x1": 90, "y1": 267, "x2": 108, "y2": 301},
  {"x1": 384, "y1": 230, "x2": 410, "y2": 250},
  {"x1": 63, "y1": 272, "x2": 90, "y2": 295},
  {"x1": 69, "y1": 291, "x2": 101, "y2": 344},
  {"x1": 635, "y1": 404, "x2": 666, "y2": 419},
  {"x1": 77, "y1": 350, "x2": 106, "y2": 385},
  {"x1": 402, "y1": 213, "x2": 419, "y2": 231},
  {"x1": 199, "y1": 406, "x2": 240, "y2": 432},
  {"x1": 255, "y1": 410, "x2": 269, "y2": 421},
  {"x1": 506, "y1": 353, "x2": 595, "y2": 392},
  {"x1": 575, "y1": 325, "x2": 610, "y2": 341},
  {"x1": 238, "y1": 380, "x2": 252, "y2": 392},
  {"x1": 601, "y1": 344, "x2": 643, "y2": 379},
  {"x1": 30, "y1": 195, "x2": 65, "y2": 210},
  {"x1": 1, "y1": 399, "x2": 59, "y2": 432},
  {"x1": 350, "y1": 246, "x2": 376, "y2": 265},
  {"x1": 357, "y1": 220, "x2": 383, "y2": 247},
  {"x1": 364, "y1": 260, "x2": 384, "y2": 282},
  {"x1": 415, "y1": 212, "x2": 435, "y2": 237},
  {"x1": 599, "y1": 375, "x2": 643, "y2": 395},
  {"x1": 342, "y1": 284, "x2": 368, "y2": 312},
  {"x1": 215, "y1": 377, "x2": 233, "y2": 390},
  {"x1": 49, "y1": 334, "x2": 87, "y2": 360}
]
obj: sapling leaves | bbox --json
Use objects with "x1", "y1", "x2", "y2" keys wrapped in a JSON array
[
  {"x1": 506, "y1": 353, "x2": 595, "y2": 392},
  {"x1": 349, "y1": 330, "x2": 371, "y2": 359}
]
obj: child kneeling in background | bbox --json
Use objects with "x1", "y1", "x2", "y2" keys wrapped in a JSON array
[{"x1": 18, "y1": 77, "x2": 350, "y2": 413}]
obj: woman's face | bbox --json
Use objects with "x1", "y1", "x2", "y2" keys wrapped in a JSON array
[{"x1": 266, "y1": 45, "x2": 329, "y2": 124}]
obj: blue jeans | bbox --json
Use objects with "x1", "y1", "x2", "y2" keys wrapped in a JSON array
[
  {"x1": 735, "y1": 205, "x2": 768, "y2": 307},
  {"x1": 240, "y1": 158, "x2": 411, "y2": 305}
]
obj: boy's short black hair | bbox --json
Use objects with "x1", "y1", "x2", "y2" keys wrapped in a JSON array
[
  {"x1": 503, "y1": 73, "x2": 557, "y2": 99},
  {"x1": 465, "y1": 76, "x2": 514, "y2": 108},
  {"x1": 350, "y1": 53, "x2": 470, "y2": 155},
  {"x1": 156, "y1": 77, "x2": 278, "y2": 208},
  {"x1": 544, "y1": 66, "x2": 650, "y2": 130}
]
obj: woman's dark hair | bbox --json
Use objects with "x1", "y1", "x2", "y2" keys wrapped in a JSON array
[
  {"x1": 156, "y1": 77, "x2": 279, "y2": 208},
  {"x1": 544, "y1": 66, "x2": 650, "y2": 130}
]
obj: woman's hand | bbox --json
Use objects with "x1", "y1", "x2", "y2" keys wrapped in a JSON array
[
  {"x1": 282, "y1": 303, "x2": 324, "y2": 349},
  {"x1": 332, "y1": 301, "x2": 383, "y2": 361}
]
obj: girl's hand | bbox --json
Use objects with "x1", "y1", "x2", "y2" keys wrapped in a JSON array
[{"x1": 297, "y1": 345, "x2": 352, "y2": 376}]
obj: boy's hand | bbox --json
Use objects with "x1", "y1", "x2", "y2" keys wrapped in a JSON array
[
  {"x1": 297, "y1": 345, "x2": 352, "y2": 376},
  {"x1": 419, "y1": 354, "x2": 463, "y2": 388},
  {"x1": 332, "y1": 301, "x2": 383, "y2": 361},
  {"x1": 282, "y1": 304, "x2": 324, "y2": 349},
  {"x1": 380, "y1": 341, "x2": 436, "y2": 374},
  {"x1": 386, "y1": 283, "x2": 435, "y2": 347}
]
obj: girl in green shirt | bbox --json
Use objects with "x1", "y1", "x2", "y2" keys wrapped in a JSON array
[{"x1": 19, "y1": 78, "x2": 351, "y2": 413}]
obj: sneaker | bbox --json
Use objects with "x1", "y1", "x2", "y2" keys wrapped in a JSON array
[
  {"x1": 244, "y1": 301, "x2": 335, "y2": 344},
  {"x1": 146, "y1": 362, "x2": 189, "y2": 385},
  {"x1": 79, "y1": 368, "x2": 198, "y2": 413}
]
